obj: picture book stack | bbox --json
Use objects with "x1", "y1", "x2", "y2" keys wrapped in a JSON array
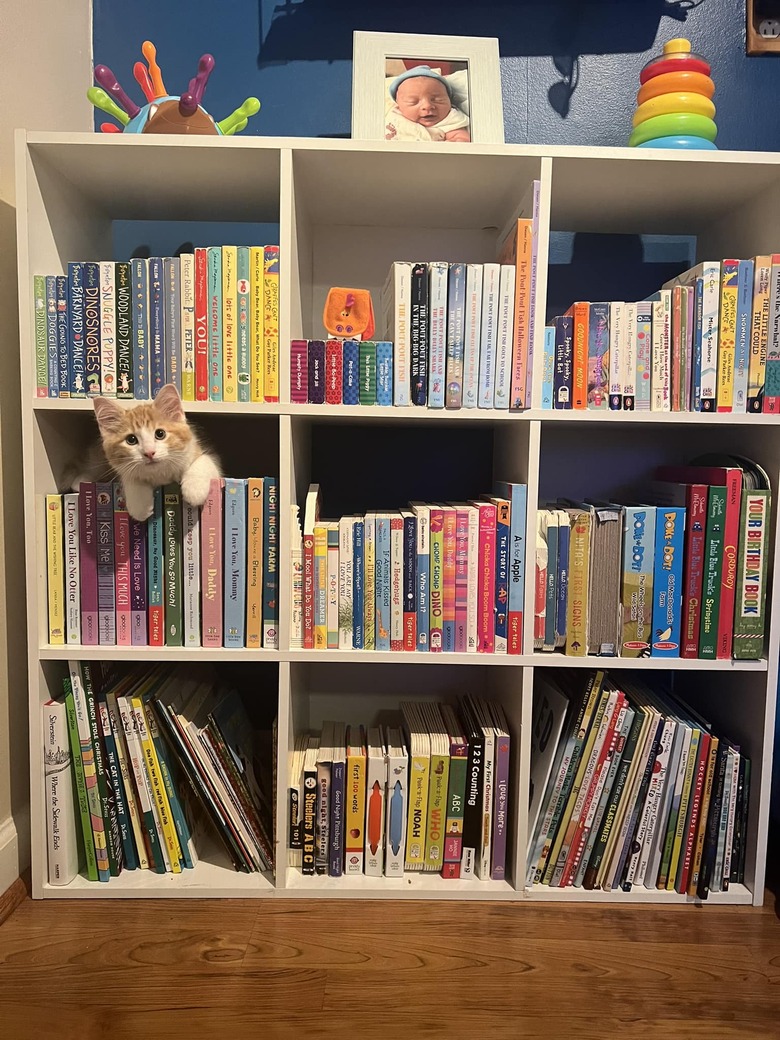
[
  {"x1": 288, "y1": 695, "x2": 511, "y2": 881},
  {"x1": 291, "y1": 183, "x2": 539, "y2": 411},
  {"x1": 543, "y1": 257, "x2": 780, "y2": 413},
  {"x1": 527, "y1": 670, "x2": 751, "y2": 898},
  {"x1": 292, "y1": 481, "x2": 527, "y2": 653},
  {"x1": 32, "y1": 245, "x2": 280, "y2": 403},
  {"x1": 43, "y1": 661, "x2": 275, "y2": 885},
  {"x1": 535, "y1": 454, "x2": 770, "y2": 660},
  {"x1": 45, "y1": 476, "x2": 278, "y2": 650}
]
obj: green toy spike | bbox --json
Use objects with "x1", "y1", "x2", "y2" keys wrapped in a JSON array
[
  {"x1": 87, "y1": 86, "x2": 130, "y2": 126},
  {"x1": 217, "y1": 97, "x2": 260, "y2": 136}
]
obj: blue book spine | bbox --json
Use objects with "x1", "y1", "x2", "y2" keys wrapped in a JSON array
[
  {"x1": 84, "y1": 262, "x2": 101, "y2": 396},
  {"x1": 692, "y1": 276, "x2": 704, "y2": 411},
  {"x1": 446, "y1": 262, "x2": 466, "y2": 409},
  {"x1": 375, "y1": 515, "x2": 391, "y2": 651},
  {"x1": 553, "y1": 314, "x2": 573, "y2": 409},
  {"x1": 353, "y1": 519, "x2": 364, "y2": 649},
  {"x1": 376, "y1": 341, "x2": 393, "y2": 406},
  {"x1": 415, "y1": 507, "x2": 429, "y2": 651},
  {"x1": 587, "y1": 301, "x2": 610, "y2": 410},
  {"x1": 45, "y1": 276, "x2": 59, "y2": 397},
  {"x1": 342, "y1": 340, "x2": 360, "y2": 404},
  {"x1": 262, "y1": 477, "x2": 278, "y2": 649},
  {"x1": 493, "y1": 500, "x2": 510, "y2": 652},
  {"x1": 651, "y1": 505, "x2": 685, "y2": 658},
  {"x1": 56, "y1": 275, "x2": 69, "y2": 397},
  {"x1": 67, "y1": 263, "x2": 86, "y2": 397},
  {"x1": 207, "y1": 246, "x2": 222, "y2": 401},
  {"x1": 544, "y1": 516, "x2": 558, "y2": 650},
  {"x1": 236, "y1": 246, "x2": 251, "y2": 402},
  {"x1": 223, "y1": 478, "x2": 247, "y2": 648},
  {"x1": 495, "y1": 481, "x2": 527, "y2": 654},
  {"x1": 734, "y1": 259, "x2": 753, "y2": 413},
  {"x1": 329, "y1": 757, "x2": 345, "y2": 877},
  {"x1": 428, "y1": 261, "x2": 448, "y2": 408},
  {"x1": 541, "y1": 326, "x2": 555, "y2": 409},
  {"x1": 131, "y1": 258, "x2": 149, "y2": 400},
  {"x1": 163, "y1": 257, "x2": 181, "y2": 395},
  {"x1": 556, "y1": 515, "x2": 570, "y2": 646},
  {"x1": 148, "y1": 257, "x2": 165, "y2": 398}
]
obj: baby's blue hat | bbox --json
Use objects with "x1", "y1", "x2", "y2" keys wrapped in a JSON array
[{"x1": 389, "y1": 65, "x2": 452, "y2": 100}]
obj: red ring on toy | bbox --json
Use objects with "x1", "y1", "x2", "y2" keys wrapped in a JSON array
[{"x1": 640, "y1": 55, "x2": 710, "y2": 85}]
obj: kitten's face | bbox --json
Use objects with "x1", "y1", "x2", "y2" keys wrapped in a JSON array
[{"x1": 93, "y1": 385, "x2": 195, "y2": 483}]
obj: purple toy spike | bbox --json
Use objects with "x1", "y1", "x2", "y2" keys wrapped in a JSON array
[
  {"x1": 178, "y1": 93, "x2": 198, "y2": 117},
  {"x1": 188, "y1": 54, "x2": 215, "y2": 107},
  {"x1": 94, "y1": 64, "x2": 141, "y2": 118}
]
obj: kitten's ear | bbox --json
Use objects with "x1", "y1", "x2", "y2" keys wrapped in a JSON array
[
  {"x1": 154, "y1": 384, "x2": 186, "y2": 423},
  {"x1": 93, "y1": 396, "x2": 126, "y2": 435}
]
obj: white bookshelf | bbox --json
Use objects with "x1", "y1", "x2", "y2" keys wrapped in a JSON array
[{"x1": 16, "y1": 131, "x2": 779, "y2": 905}]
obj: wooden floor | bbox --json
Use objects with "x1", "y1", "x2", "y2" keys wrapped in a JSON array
[{"x1": 1, "y1": 882, "x2": 780, "y2": 1039}]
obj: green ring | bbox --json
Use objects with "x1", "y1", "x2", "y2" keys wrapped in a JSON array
[{"x1": 629, "y1": 112, "x2": 717, "y2": 147}]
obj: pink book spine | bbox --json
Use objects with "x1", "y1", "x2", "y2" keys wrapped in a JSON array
[
  {"x1": 390, "y1": 515, "x2": 404, "y2": 651},
  {"x1": 113, "y1": 485, "x2": 132, "y2": 646},
  {"x1": 429, "y1": 507, "x2": 444, "y2": 653},
  {"x1": 454, "y1": 509, "x2": 469, "y2": 651},
  {"x1": 290, "y1": 340, "x2": 309, "y2": 403},
  {"x1": 79, "y1": 481, "x2": 99, "y2": 645},
  {"x1": 201, "y1": 478, "x2": 224, "y2": 647},
  {"x1": 474, "y1": 502, "x2": 496, "y2": 653}
]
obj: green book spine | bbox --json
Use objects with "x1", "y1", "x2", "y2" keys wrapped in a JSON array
[
  {"x1": 164, "y1": 484, "x2": 183, "y2": 646},
  {"x1": 115, "y1": 262, "x2": 133, "y2": 398},
  {"x1": 34, "y1": 274, "x2": 48, "y2": 397},
  {"x1": 82, "y1": 663, "x2": 122, "y2": 876},
  {"x1": 698, "y1": 486, "x2": 727, "y2": 659},
  {"x1": 733, "y1": 489, "x2": 771, "y2": 659},
  {"x1": 359, "y1": 340, "x2": 377, "y2": 404},
  {"x1": 62, "y1": 678, "x2": 98, "y2": 881}
]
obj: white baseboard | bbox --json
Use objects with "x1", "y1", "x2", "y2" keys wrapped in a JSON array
[{"x1": 0, "y1": 811, "x2": 30, "y2": 895}]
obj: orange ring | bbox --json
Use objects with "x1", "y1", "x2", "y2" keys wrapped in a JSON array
[{"x1": 637, "y1": 70, "x2": 715, "y2": 105}]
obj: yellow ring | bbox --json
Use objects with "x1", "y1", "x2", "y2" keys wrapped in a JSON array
[{"x1": 633, "y1": 92, "x2": 716, "y2": 128}]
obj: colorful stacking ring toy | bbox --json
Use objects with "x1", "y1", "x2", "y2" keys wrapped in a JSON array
[{"x1": 629, "y1": 38, "x2": 717, "y2": 151}]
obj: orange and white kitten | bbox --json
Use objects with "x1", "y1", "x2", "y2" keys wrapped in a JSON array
[{"x1": 74, "y1": 384, "x2": 221, "y2": 521}]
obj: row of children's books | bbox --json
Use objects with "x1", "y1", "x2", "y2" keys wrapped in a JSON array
[
  {"x1": 45, "y1": 477, "x2": 279, "y2": 650},
  {"x1": 42, "y1": 662, "x2": 275, "y2": 885},
  {"x1": 528, "y1": 670, "x2": 750, "y2": 897},
  {"x1": 537, "y1": 455, "x2": 770, "y2": 661},
  {"x1": 293, "y1": 482, "x2": 527, "y2": 653},
  {"x1": 289, "y1": 696, "x2": 511, "y2": 880},
  {"x1": 33, "y1": 245, "x2": 280, "y2": 403},
  {"x1": 543, "y1": 257, "x2": 780, "y2": 414}
]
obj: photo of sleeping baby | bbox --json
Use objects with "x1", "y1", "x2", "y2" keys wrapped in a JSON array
[{"x1": 384, "y1": 58, "x2": 471, "y2": 143}]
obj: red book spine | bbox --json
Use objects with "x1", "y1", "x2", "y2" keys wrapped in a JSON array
[
  {"x1": 681, "y1": 483, "x2": 708, "y2": 658},
  {"x1": 303, "y1": 534, "x2": 315, "y2": 649},
  {"x1": 717, "y1": 471, "x2": 742, "y2": 659},
  {"x1": 325, "y1": 339, "x2": 343, "y2": 404},
  {"x1": 677, "y1": 732, "x2": 710, "y2": 893},
  {"x1": 475, "y1": 502, "x2": 496, "y2": 652},
  {"x1": 290, "y1": 340, "x2": 308, "y2": 404},
  {"x1": 194, "y1": 248, "x2": 209, "y2": 401},
  {"x1": 113, "y1": 486, "x2": 132, "y2": 647}
]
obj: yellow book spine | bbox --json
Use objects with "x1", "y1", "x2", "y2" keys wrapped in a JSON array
[
  {"x1": 314, "y1": 524, "x2": 327, "y2": 649},
  {"x1": 666, "y1": 728, "x2": 700, "y2": 890},
  {"x1": 222, "y1": 246, "x2": 238, "y2": 401},
  {"x1": 250, "y1": 247, "x2": 264, "y2": 402},
  {"x1": 565, "y1": 510, "x2": 591, "y2": 657},
  {"x1": 46, "y1": 495, "x2": 65, "y2": 644},
  {"x1": 132, "y1": 694, "x2": 182, "y2": 873},
  {"x1": 748, "y1": 256, "x2": 771, "y2": 411},
  {"x1": 404, "y1": 752, "x2": 430, "y2": 869},
  {"x1": 424, "y1": 752, "x2": 450, "y2": 870},
  {"x1": 245, "y1": 478, "x2": 264, "y2": 647},
  {"x1": 344, "y1": 749, "x2": 367, "y2": 871},
  {"x1": 263, "y1": 245, "x2": 280, "y2": 402},
  {"x1": 717, "y1": 261, "x2": 738, "y2": 411}
]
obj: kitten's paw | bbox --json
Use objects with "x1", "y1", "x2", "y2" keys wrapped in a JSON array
[
  {"x1": 181, "y1": 472, "x2": 211, "y2": 508},
  {"x1": 125, "y1": 485, "x2": 154, "y2": 522}
]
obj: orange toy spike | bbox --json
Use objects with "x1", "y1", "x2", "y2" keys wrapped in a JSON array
[
  {"x1": 141, "y1": 40, "x2": 167, "y2": 98},
  {"x1": 101, "y1": 122, "x2": 122, "y2": 133},
  {"x1": 133, "y1": 61, "x2": 155, "y2": 102}
]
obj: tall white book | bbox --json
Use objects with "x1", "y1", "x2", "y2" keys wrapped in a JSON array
[{"x1": 42, "y1": 697, "x2": 79, "y2": 886}]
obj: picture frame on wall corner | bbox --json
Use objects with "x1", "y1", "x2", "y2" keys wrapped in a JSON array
[{"x1": 351, "y1": 31, "x2": 504, "y2": 146}]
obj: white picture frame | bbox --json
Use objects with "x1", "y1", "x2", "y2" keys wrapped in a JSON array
[{"x1": 352, "y1": 31, "x2": 504, "y2": 145}]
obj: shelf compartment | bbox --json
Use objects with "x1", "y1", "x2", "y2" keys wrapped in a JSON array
[{"x1": 284, "y1": 869, "x2": 515, "y2": 899}]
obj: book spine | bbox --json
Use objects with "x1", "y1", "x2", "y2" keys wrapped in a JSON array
[
  {"x1": 95, "y1": 483, "x2": 116, "y2": 645},
  {"x1": 510, "y1": 220, "x2": 533, "y2": 411},
  {"x1": 733, "y1": 489, "x2": 771, "y2": 659},
  {"x1": 97, "y1": 689, "x2": 137, "y2": 870},
  {"x1": 428, "y1": 261, "x2": 448, "y2": 408},
  {"x1": 337, "y1": 516, "x2": 353, "y2": 650},
  {"x1": 329, "y1": 756, "x2": 345, "y2": 878},
  {"x1": 389, "y1": 262, "x2": 411, "y2": 405},
  {"x1": 82, "y1": 663, "x2": 122, "y2": 876},
  {"x1": 147, "y1": 486, "x2": 165, "y2": 647},
  {"x1": 399, "y1": 514, "x2": 415, "y2": 650},
  {"x1": 493, "y1": 499, "x2": 510, "y2": 653},
  {"x1": 63, "y1": 680, "x2": 98, "y2": 880},
  {"x1": 78, "y1": 483, "x2": 98, "y2": 645},
  {"x1": 569, "y1": 301, "x2": 588, "y2": 410},
  {"x1": 446, "y1": 262, "x2": 466, "y2": 409},
  {"x1": 681, "y1": 484, "x2": 708, "y2": 659},
  {"x1": 314, "y1": 524, "x2": 327, "y2": 648},
  {"x1": 608, "y1": 302, "x2": 623, "y2": 410},
  {"x1": 491, "y1": 729, "x2": 510, "y2": 880},
  {"x1": 131, "y1": 258, "x2": 149, "y2": 400},
  {"x1": 565, "y1": 511, "x2": 590, "y2": 657},
  {"x1": 245, "y1": 478, "x2": 264, "y2": 649},
  {"x1": 385, "y1": 751, "x2": 407, "y2": 876},
  {"x1": 43, "y1": 698, "x2": 79, "y2": 885},
  {"x1": 424, "y1": 749, "x2": 450, "y2": 870},
  {"x1": 325, "y1": 524, "x2": 338, "y2": 648},
  {"x1": 429, "y1": 508, "x2": 444, "y2": 652},
  {"x1": 56, "y1": 275, "x2": 69, "y2": 398},
  {"x1": 183, "y1": 502, "x2": 201, "y2": 647},
  {"x1": 493, "y1": 265, "x2": 515, "y2": 409},
  {"x1": 502, "y1": 483, "x2": 526, "y2": 654},
  {"x1": 131, "y1": 696, "x2": 181, "y2": 873},
  {"x1": 466, "y1": 505, "x2": 480, "y2": 653},
  {"x1": 454, "y1": 509, "x2": 468, "y2": 652},
  {"x1": 83, "y1": 263, "x2": 101, "y2": 396},
  {"x1": 342, "y1": 339, "x2": 359, "y2": 405},
  {"x1": 717, "y1": 259, "x2": 738, "y2": 412},
  {"x1": 201, "y1": 478, "x2": 224, "y2": 647},
  {"x1": 325, "y1": 339, "x2": 343, "y2": 405},
  {"x1": 765, "y1": 254, "x2": 780, "y2": 413},
  {"x1": 476, "y1": 502, "x2": 497, "y2": 653},
  {"x1": 236, "y1": 246, "x2": 250, "y2": 402},
  {"x1": 115, "y1": 262, "x2": 133, "y2": 398},
  {"x1": 651, "y1": 291, "x2": 671, "y2": 412},
  {"x1": 460, "y1": 729, "x2": 483, "y2": 879},
  {"x1": 364, "y1": 515, "x2": 376, "y2": 650},
  {"x1": 263, "y1": 477, "x2": 278, "y2": 649},
  {"x1": 113, "y1": 484, "x2": 132, "y2": 647},
  {"x1": 410, "y1": 262, "x2": 428, "y2": 405},
  {"x1": 99, "y1": 264, "x2": 116, "y2": 395},
  {"x1": 222, "y1": 246, "x2": 237, "y2": 401},
  {"x1": 68, "y1": 664, "x2": 110, "y2": 880},
  {"x1": 33, "y1": 274, "x2": 48, "y2": 397},
  {"x1": 588, "y1": 301, "x2": 609, "y2": 409},
  {"x1": 63, "y1": 493, "x2": 80, "y2": 644},
  {"x1": 365, "y1": 749, "x2": 385, "y2": 876},
  {"x1": 164, "y1": 484, "x2": 183, "y2": 646},
  {"x1": 207, "y1": 246, "x2": 223, "y2": 400},
  {"x1": 442, "y1": 509, "x2": 456, "y2": 652},
  {"x1": 403, "y1": 749, "x2": 428, "y2": 871},
  {"x1": 263, "y1": 245, "x2": 280, "y2": 402},
  {"x1": 308, "y1": 340, "x2": 325, "y2": 404},
  {"x1": 375, "y1": 515, "x2": 391, "y2": 651},
  {"x1": 667, "y1": 729, "x2": 700, "y2": 890},
  {"x1": 163, "y1": 257, "x2": 180, "y2": 394},
  {"x1": 353, "y1": 519, "x2": 365, "y2": 649},
  {"x1": 250, "y1": 246, "x2": 264, "y2": 402},
  {"x1": 290, "y1": 339, "x2": 309, "y2": 403},
  {"x1": 116, "y1": 694, "x2": 165, "y2": 873},
  {"x1": 620, "y1": 506, "x2": 655, "y2": 657},
  {"x1": 463, "y1": 263, "x2": 483, "y2": 408},
  {"x1": 699, "y1": 262, "x2": 720, "y2": 412},
  {"x1": 733, "y1": 258, "x2": 753, "y2": 413},
  {"x1": 345, "y1": 747, "x2": 366, "y2": 873},
  {"x1": 46, "y1": 495, "x2": 65, "y2": 645},
  {"x1": 194, "y1": 247, "x2": 209, "y2": 401},
  {"x1": 650, "y1": 505, "x2": 685, "y2": 657},
  {"x1": 359, "y1": 340, "x2": 376, "y2": 405},
  {"x1": 685, "y1": 735, "x2": 716, "y2": 894},
  {"x1": 180, "y1": 252, "x2": 196, "y2": 401},
  {"x1": 541, "y1": 326, "x2": 555, "y2": 409},
  {"x1": 476, "y1": 262, "x2": 500, "y2": 408},
  {"x1": 443, "y1": 741, "x2": 468, "y2": 872},
  {"x1": 414, "y1": 506, "x2": 430, "y2": 651},
  {"x1": 670, "y1": 286, "x2": 683, "y2": 411},
  {"x1": 553, "y1": 314, "x2": 573, "y2": 409},
  {"x1": 223, "y1": 478, "x2": 246, "y2": 647},
  {"x1": 699, "y1": 486, "x2": 727, "y2": 660},
  {"x1": 622, "y1": 301, "x2": 637, "y2": 410},
  {"x1": 748, "y1": 256, "x2": 771, "y2": 413},
  {"x1": 130, "y1": 518, "x2": 147, "y2": 646},
  {"x1": 635, "y1": 301, "x2": 652, "y2": 411},
  {"x1": 148, "y1": 257, "x2": 165, "y2": 398},
  {"x1": 390, "y1": 515, "x2": 404, "y2": 650},
  {"x1": 376, "y1": 341, "x2": 393, "y2": 406}
]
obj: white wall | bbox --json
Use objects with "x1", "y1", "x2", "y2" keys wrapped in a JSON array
[{"x1": 0, "y1": 0, "x2": 92, "y2": 894}]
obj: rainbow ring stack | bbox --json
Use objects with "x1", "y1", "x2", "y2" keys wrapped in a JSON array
[{"x1": 629, "y1": 38, "x2": 717, "y2": 151}]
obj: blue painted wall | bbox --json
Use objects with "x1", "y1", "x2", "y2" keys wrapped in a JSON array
[{"x1": 93, "y1": 0, "x2": 779, "y2": 150}]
